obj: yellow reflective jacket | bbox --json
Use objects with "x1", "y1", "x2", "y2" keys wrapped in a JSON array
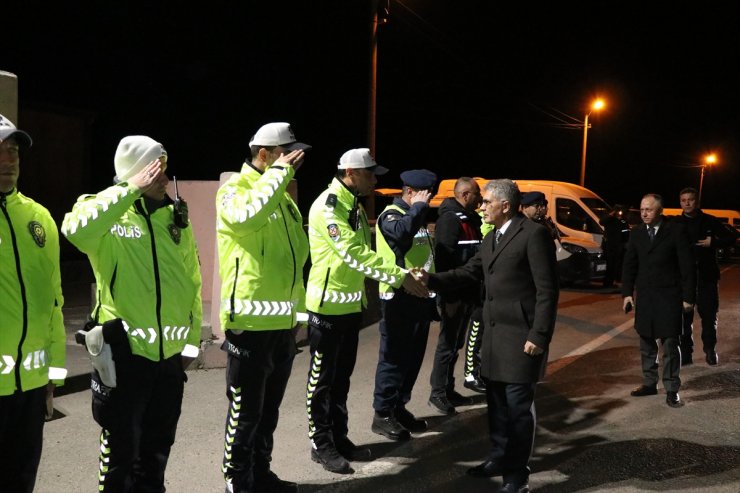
[
  {"x1": 306, "y1": 178, "x2": 405, "y2": 315},
  {"x1": 62, "y1": 183, "x2": 202, "y2": 361},
  {"x1": 1, "y1": 189, "x2": 66, "y2": 395},
  {"x1": 216, "y1": 162, "x2": 309, "y2": 331}
]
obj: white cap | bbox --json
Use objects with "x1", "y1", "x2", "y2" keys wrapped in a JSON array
[
  {"x1": 249, "y1": 122, "x2": 311, "y2": 151},
  {"x1": 0, "y1": 113, "x2": 32, "y2": 147},
  {"x1": 114, "y1": 136, "x2": 167, "y2": 182},
  {"x1": 337, "y1": 148, "x2": 389, "y2": 175}
]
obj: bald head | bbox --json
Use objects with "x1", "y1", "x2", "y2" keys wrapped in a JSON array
[{"x1": 453, "y1": 177, "x2": 481, "y2": 211}]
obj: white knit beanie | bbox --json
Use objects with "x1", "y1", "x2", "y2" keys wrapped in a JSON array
[{"x1": 114, "y1": 135, "x2": 167, "y2": 182}]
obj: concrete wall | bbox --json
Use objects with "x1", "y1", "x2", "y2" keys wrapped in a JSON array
[{"x1": 0, "y1": 71, "x2": 18, "y2": 122}]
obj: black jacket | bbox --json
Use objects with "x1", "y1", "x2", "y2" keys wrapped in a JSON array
[
  {"x1": 671, "y1": 210, "x2": 737, "y2": 281},
  {"x1": 429, "y1": 214, "x2": 559, "y2": 383},
  {"x1": 433, "y1": 198, "x2": 482, "y2": 302}
]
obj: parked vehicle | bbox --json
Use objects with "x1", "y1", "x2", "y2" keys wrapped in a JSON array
[{"x1": 513, "y1": 180, "x2": 608, "y2": 284}]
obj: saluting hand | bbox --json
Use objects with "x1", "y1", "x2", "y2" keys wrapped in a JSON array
[
  {"x1": 275, "y1": 150, "x2": 306, "y2": 171},
  {"x1": 129, "y1": 159, "x2": 165, "y2": 193},
  {"x1": 410, "y1": 189, "x2": 432, "y2": 205}
]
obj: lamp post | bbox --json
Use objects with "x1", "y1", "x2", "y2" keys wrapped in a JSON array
[
  {"x1": 698, "y1": 153, "x2": 717, "y2": 203},
  {"x1": 579, "y1": 98, "x2": 605, "y2": 187}
]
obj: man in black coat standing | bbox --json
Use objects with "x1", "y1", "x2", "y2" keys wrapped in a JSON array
[
  {"x1": 418, "y1": 179, "x2": 558, "y2": 493},
  {"x1": 427, "y1": 177, "x2": 484, "y2": 416},
  {"x1": 622, "y1": 193, "x2": 695, "y2": 408},
  {"x1": 672, "y1": 187, "x2": 737, "y2": 366}
]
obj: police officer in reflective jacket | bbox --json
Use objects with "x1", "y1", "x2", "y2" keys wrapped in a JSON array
[
  {"x1": 0, "y1": 114, "x2": 67, "y2": 493},
  {"x1": 216, "y1": 122, "x2": 310, "y2": 493},
  {"x1": 63, "y1": 136, "x2": 202, "y2": 492},
  {"x1": 372, "y1": 169, "x2": 438, "y2": 440},
  {"x1": 304, "y1": 149, "x2": 428, "y2": 475}
]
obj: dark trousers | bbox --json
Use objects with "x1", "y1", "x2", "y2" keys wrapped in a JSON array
[
  {"x1": 221, "y1": 329, "x2": 296, "y2": 493},
  {"x1": 91, "y1": 353, "x2": 185, "y2": 493},
  {"x1": 681, "y1": 279, "x2": 719, "y2": 356},
  {"x1": 306, "y1": 311, "x2": 361, "y2": 451},
  {"x1": 430, "y1": 299, "x2": 475, "y2": 396},
  {"x1": 0, "y1": 386, "x2": 46, "y2": 493},
  {"x1": 603, "y1": 245, "x2": 625, "y2": 285},
  {"x1": 639, "y1": 335, "x2": 681, "y2": 392},
  {"x1": 463, "y1": 306, "x2": 484, "y2": 379},
  {"x1": 373, "y1": 296, "x2": 431, "y2": 413},
  {"x1": 484, "y1": 380, "x2": 536, "y2": 484}
]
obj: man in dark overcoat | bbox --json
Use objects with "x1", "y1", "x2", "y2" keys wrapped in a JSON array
[
  {"x1": 621, "y1": 193, "x2": 695, "y2": 408},
  {"x1": 419, "y1": 179, "x2": 558, "y2": 493}
]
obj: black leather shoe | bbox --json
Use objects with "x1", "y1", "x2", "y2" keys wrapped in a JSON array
[
  {"x1": 500, "y1": 481, "x2": 530, "y2": 493},
  {"x1": 335, "y1": 437, "x2": 372, "y2": 461},
  {"x1": 630, "y1": 385, "x2": 657, "y2": 397},
  {"x1": 666, "y1": 391, "x2": 682, "y2": 408},
  {"x1": 395, "y1": 407, "x2": 427, "y2": 433},
  {"x1": 311, "y1": 447, "x2": 353, "y2": 474},
  {"x1": 447, "y1": 390, "x2": 473, "y2": 406},
  {"x1": 254, "y1": 470, "x2": 297, "y2": 493},
  {"x1": 371, "y1": 414, "x2": 411, "y2": 441},
  {"x1": 463, "y1": 376, "x2": 487, "y2": 394},
  {"x1": 706, "y1": 351, "x2": 719, "y2": 366},
  {"x1": 428, "y1": 394, "x2": 456, "y2": 415},
  {"x1": 466, "y1": 460, "x2": 503, "y2": 478}
]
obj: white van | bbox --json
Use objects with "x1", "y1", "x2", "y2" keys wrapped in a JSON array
[
  {"x1": 513, "y1": 180, "x2": 610, "y2": 244},
  {"x1": 513, "y1": 180, "x2": 610, "y2": 284}
]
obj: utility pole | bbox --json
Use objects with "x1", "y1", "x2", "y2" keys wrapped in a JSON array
[{"x1": 366, "y1": 0, "x2": 388, "y2": 220}]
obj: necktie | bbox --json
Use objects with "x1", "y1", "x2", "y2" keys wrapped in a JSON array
[
  {"x1": 648, "y1": 226, "x2": 655, "y2": 242},
  {"x1": 495, "y1": 230, "x2": 503, "y2": 245}
]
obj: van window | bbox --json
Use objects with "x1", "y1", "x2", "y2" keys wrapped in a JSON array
[
  {"x1": 581, "y1": 197, "x2": 611, "y2": 221},
  {"x1": 556, "y1": 198, "x2": 603, "y2": 234}
]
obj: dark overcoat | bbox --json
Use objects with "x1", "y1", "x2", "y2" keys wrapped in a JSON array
[
  {"x1": 429, "y1": 214, "x2": 559, "y2": 383},
  {"x1": 621, "y1": 218, "x2": 696, "y2": 338}
]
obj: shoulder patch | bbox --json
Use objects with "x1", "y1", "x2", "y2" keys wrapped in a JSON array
[
  {"x1": 328, "y1": 223, "x2": 341, "y2": 241},
  {"x1": 28, "y1": 221, "x2": 46, "y2": 247},
  {"x1": 168, "y1": 224, "x2": 182, "y2": 245},
  {"x1": 384, "y1": 213, "x2": 401, "y2": 222},
  {"x1": 325, "y1": 194, "x2": 338, "y2": 208}
]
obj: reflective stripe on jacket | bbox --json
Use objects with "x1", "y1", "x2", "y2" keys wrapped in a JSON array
[
  {"x1": 62, "y1": 183, "x2": 202, "y2": 361},
  {"x1": 1, "y1": 189, "x2": 66, "y2": 395},
  {"x1": 216, "y1": 162, "x2": 309, "y2": 331},
  {"x1": 306, "y1": 178, "x2": 405, "y2": 315}
]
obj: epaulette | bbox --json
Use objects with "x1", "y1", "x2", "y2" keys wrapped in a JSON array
[{"x1": 326, "y1": 194, "x2": 338, "y2": 207}]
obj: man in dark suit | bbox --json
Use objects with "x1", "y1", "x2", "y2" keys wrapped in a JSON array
[
  {"x1": 621, "y1": 193, "x2": 695, "y2": 408},
  {"x1": 418, "y1": 179, "x2": 559, "y2": 493},
  {"x1": 673, "y1": 187, "x2": 737, "y2": 366}
]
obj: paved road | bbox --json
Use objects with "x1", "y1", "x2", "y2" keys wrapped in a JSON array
[{"x1": 37, "y1": 264, "x2": 740, "y2": 492}]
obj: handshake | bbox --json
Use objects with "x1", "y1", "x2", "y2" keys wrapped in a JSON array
[{"x1": 402, "y1": 268, "x2": 431, "y2": 298}]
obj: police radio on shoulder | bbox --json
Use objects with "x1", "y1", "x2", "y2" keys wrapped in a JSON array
[{"x1": 173, "y1": 176, "x2": 189, "y2": 228}]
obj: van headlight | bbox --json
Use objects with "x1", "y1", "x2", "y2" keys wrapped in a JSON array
[{"x1": 561, "y1": 242, "x2": 587, "y2": 254}]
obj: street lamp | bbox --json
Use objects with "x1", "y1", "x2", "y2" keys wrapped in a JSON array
[
  {"x1": 698, "y1": 152, "x2": 717, "y2": 203},
  {"x1": 579, "y1": 98, "x2": 606, "y2": 187}
]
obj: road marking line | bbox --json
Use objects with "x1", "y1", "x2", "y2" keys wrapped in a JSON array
[{"x1": 562, "y1": 318, "x2": 634, "y2": 359}]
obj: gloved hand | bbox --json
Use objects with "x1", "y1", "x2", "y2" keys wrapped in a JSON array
[{"x1": 85, "y1": 325, "x2": 117, "y2": 388}]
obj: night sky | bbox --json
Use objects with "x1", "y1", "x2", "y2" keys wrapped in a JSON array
[{"x1": 5, "y1": 1, "x2": 740, "y2": 220}]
